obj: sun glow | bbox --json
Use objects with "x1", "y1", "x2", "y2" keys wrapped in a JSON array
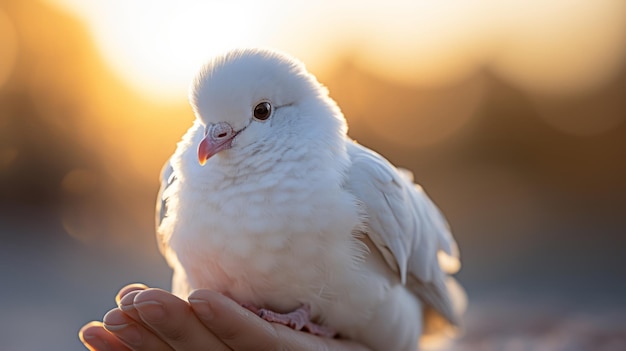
[
  {"x1": 47, "y1": 0, "x2": 276, "y2": 101},
  {"x1": 46, "y1": 0, "x2": 626, "y2": 102}
]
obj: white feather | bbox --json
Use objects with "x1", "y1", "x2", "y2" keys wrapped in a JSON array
[{"x1": 156, "y1": 48, "x2": 464, "y2": 351}]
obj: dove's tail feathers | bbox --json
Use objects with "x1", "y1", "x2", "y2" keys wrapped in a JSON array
[
  {"x1": 447, "y1": 276, "x2": 468, "y2": 324},
  {"x1": 408, "y1": 274, "x2": 458, "y2": 324},
  {"x1": 419, "y1": 276, "x2": 467, "y2": 350}
]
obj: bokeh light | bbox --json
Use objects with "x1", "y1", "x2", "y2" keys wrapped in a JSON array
[{"x1": 491, "y1": 0, "x2": 626, "y2": 96}]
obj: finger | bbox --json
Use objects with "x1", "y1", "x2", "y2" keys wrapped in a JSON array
[
  {"x1": 103, "y1": 308, "x2": 174, "y2": 351},
  {"x1": 79, "y1": 321, "x2": 132, "y2": 351},
  {"x1": 115, "y1": 283, "x2": 149, "y2": 305},
  {"x1": 188, "y1": 289, "x2": 280, "y2": 350},
  {"x1": 118, "y1": 289, "x2": 143, "y2": 321},
  {"x1": 131, "y1": 288, "x2": 229, "y2": 351},
  {"x1": 189, "y1": 290, "x2": 371, "y2": 351}
]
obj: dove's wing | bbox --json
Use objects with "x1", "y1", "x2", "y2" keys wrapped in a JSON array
[
  {"x1": 345, "y1": 141, "x2": 461, "y2": 325},
  {"x1": 155, "y1": 156, "x2": 194, "y2": 297},
  {"x1": 155, "y1": 159, "x2": 176, "y2": 255}
]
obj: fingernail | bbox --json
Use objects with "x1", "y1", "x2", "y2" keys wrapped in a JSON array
[
  {"x1": 135, "y1": 300, "x2": 165, "y2": 321},
  {"x1": 118, "y1": 290, "x2": 140, "y2": 311},
  {"x1": 103, "y1": 309, "x2": 128, "y2": 329},
  {"x1": 189, "y1": 298, "x2": 213, "y2": 321},
  {"x1": 107, "y1": 324, "x2": 142, "y2": 346},
  {"x1": 103, "y1": 310, "x2": 142, "y2": 346},
  {"x1": 115, "y1": 283, "x2": 148, "y2": 305},
  {"x1": 80, "y1": 331, "x2": 110, "y2": 351}
]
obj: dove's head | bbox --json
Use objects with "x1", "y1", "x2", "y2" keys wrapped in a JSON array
[{"x1": 190, "y1": 48, "x2": 346, "y2": 165}]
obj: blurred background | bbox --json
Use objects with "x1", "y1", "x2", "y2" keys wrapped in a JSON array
[{"x1": 1, "y1": 0, "x2": 625, "y2": 350}]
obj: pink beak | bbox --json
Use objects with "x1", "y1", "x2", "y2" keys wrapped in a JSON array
[{"x1": 197, "y1": 122, "x2": 238, "y2": 165}]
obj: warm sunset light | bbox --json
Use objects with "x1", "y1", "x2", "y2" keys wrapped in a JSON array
[
  {"x1": 0, "y1": 9, "x2": 17, "y2": 89},
  {"x1": 47, "y1": 0, "x2": 626, "y2": 101},
  {"x1": 47, "y1": 0, "x2": 277, "y2": 101}
]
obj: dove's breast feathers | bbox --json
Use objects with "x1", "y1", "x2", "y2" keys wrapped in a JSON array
[{"x1": 159, "y1": 122, "x2": 392, "y2": 331}]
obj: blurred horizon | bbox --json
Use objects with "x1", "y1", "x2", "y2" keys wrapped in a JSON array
[{"x1": 1, "y1": 1, "x2": 626, "y2": 350}]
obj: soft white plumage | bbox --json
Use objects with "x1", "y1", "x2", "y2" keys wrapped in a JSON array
[{"x1": 156, "y1": 48, "x2": 465, "y2": 350}]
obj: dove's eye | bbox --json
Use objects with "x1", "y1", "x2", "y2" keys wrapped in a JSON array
[{"x1": 253, "y1": 102, "x2": 272, "y2": 121}]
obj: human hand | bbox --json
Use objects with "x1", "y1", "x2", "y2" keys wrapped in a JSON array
[{"x1": 79, "y1": 283, "x2": 370, "y2": 351}]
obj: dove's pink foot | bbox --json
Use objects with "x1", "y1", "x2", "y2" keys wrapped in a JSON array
[{"x1": 243, "y1": 304, "x2": 336, "y2": 338}]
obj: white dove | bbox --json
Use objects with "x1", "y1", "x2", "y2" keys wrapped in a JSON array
[{"x1": 156, "y1": 48, "x2": 465, "y2": 351}]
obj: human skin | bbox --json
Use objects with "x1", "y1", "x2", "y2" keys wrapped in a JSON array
[{"x1": 79, "y1": 283, "x2": 371, "y2": 351}]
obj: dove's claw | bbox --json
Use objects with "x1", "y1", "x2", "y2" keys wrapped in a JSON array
[{"x1": 245, "y1": 304, "x2": 337, "y2": 338}]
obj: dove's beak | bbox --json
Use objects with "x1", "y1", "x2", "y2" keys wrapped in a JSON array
[{"x1": 197, "y1": 122, "x2": 239, "y2": 165}]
